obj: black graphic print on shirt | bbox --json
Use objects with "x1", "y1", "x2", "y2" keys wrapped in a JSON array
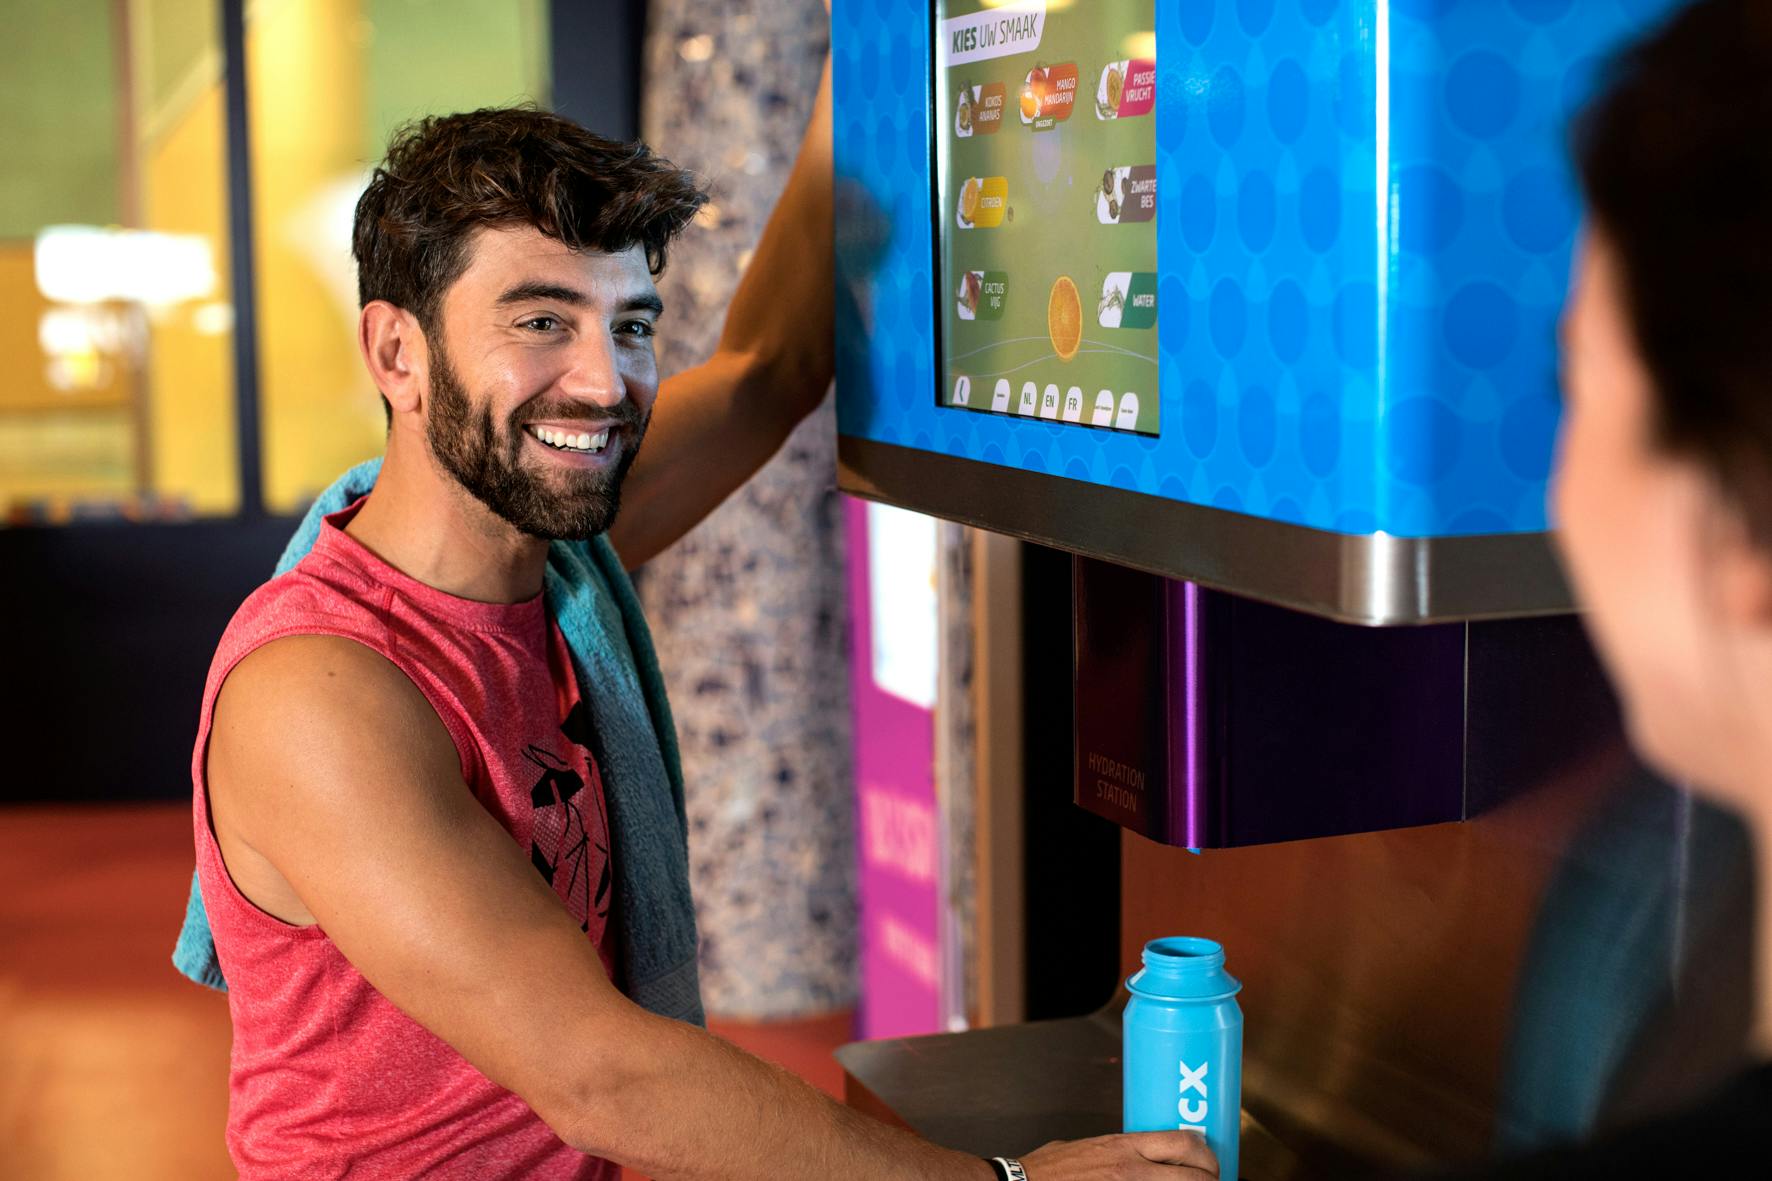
[{"x1": 523, "y1": 703, "x2": 611, "y2": 933}]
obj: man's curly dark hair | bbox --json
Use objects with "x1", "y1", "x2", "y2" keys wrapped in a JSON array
[{"x1": 352, "y1": 106, "x2": 708, "y2": 333}]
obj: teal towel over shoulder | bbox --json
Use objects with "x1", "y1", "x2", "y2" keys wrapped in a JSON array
[{"x1": 170, "y1": 458, "x2": 704, "y2": 1026}]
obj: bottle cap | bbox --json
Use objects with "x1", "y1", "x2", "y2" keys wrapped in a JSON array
[{"x1": 1126, "y1": 936, "x2": 1242, "y2": 1001}]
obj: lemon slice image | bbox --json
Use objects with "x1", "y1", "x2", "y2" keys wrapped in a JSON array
[
  {"x1": 1048, "y1": 275, "x2": 1082, "y2": 361},
  {"x1": 959, "y1": 177, "x2": 982, "y2": 225}
]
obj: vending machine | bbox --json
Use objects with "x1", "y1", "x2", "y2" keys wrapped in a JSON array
[{"x1": 835, "y1": 0, "x2": 1677, "y2": 848}]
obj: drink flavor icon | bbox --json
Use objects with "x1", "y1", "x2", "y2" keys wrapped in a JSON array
[
  {"x1": 1096, "y1": 165, "x2": 1156, "y2": 224},
  {"x1": 1095, "y1": 59, "x2": 1156, "y2": 120},
  {"x1": 956, "y1": 270, "x2": 1007, "y2": 321},
  {"x1": 1018, "y1": 62, "x2": 1078, "y2": 130},
  {"x1": 955, "y1": 81, "x2": 1006, "y2": 138},
  {"x1": 1098, "y1": 272, "x2": 1158, "y2": 329},
  {"x1": 957, "y1": 176, "x2": 1009, "y2": 228}
]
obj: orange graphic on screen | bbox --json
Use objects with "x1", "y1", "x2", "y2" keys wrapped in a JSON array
[
  {"x1": 1020, "y1": 63, "x2": 1078, "y2": 129},
  {"x1": 1048, "y1": 276, "x2": 1082, "y2": 361}
]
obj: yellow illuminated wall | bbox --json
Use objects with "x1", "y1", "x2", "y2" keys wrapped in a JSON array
[{"x1": 248, "y1": 0, "x2": 377, "y2": 513}]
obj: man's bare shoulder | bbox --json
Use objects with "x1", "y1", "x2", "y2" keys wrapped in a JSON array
[
  {"x1": 216, "y1": 634, "x2": 442, "y2": 748},
  {"x1": 208, "y1": 635, "x2": 464, "y2": 857}
]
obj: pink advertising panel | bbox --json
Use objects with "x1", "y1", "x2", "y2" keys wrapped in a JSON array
[{"x1": 845, "y1": 496, "x2": 945, "y2": 1040}]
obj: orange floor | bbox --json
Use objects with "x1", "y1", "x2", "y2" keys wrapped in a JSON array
[{"x1": 0, "y1": 804, "x2": 852, "y2": 1180}]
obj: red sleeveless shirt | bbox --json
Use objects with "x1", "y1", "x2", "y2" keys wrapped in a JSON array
[{"x1": 191, "y1": 500, "x2": 616, "y2": 1180}]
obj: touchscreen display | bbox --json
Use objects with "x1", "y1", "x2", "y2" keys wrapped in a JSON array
[{"x1": 935, "y1": 0, "x2": 1158, "y2": 435}]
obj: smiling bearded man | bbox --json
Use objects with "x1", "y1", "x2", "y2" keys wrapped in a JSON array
[{"x1": 180, "y1": 84, "x2": 1219, "y2": 1181}]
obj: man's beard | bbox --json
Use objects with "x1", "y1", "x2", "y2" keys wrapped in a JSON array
[{"x1": 425, "y1": 342, "x2": 646, "y2": 540}]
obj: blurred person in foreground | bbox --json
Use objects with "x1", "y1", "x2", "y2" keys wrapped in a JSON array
[
  {"x1": 184, "y1": 49, "x2": 1217, "y2": 1181},
  {"x1": 1423, "y1": 0, "x2": 1772, "y2": 1174}
]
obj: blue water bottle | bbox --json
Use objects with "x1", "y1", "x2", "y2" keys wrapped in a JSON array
[{"x1": 1123, "y1": 937, "x2": 1243, "y2": 1180}]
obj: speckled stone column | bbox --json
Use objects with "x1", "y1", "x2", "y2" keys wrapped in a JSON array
[
  {"x1": 638, "y1": 0, "x2": 852, "y2": 1018},
  {"x1": 936, "y1": 522, "x2": 978, "y2": 1026}
]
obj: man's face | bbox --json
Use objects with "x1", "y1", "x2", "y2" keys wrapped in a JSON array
[{"x1": 423, "y1": 225, "x2": 662, "y2": 540}]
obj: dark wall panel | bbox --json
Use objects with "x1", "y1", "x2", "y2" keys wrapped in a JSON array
[
  {"x1": 1021, "y1": 541, "x2": 1121, "y2": 1019},
  {"x1": 0, "y1": 520, "x2": 298, "y2": 803},
  {"x1": 551, "y1": 0, "x2": 645, "y2": 140}
]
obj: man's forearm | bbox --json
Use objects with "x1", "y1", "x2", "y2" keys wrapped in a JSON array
[{"x1": 565, "y1": 1008, "x2": 992, "y2": 1181}]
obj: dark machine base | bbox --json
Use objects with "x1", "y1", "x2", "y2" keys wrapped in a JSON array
[{"x1": 1073, "y1": 557, "x2": 1623, "y2": 848}]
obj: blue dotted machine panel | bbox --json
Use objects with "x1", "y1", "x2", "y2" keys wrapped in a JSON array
[{"x1": 834, "y1": 0, "x2": 1680, "y2": 540}]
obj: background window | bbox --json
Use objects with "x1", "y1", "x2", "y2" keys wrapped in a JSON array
[{"x1": 0, "y1": 0, "x2": 237, "y2": 521}]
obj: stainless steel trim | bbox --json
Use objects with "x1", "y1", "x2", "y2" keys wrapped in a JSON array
[{"x1": 838, "y1": 436, "x2": 1574, "y2": 626}]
